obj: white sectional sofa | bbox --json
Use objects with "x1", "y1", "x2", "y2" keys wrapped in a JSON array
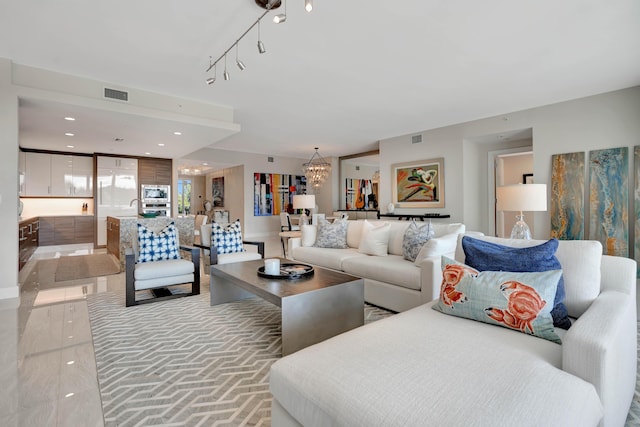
[
  {"x1": 288, "y1": 220, "x2": 465, "y2": 312},
  {"x1": 271, "y1": 235, "x2": 637, "y2": 427}
]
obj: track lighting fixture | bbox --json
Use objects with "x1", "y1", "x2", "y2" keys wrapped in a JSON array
[
  {"x1": 223, "y1": 55, "x2": 230, "y2": 80},
  {"x1": 205, "y1": 0, "x2": 311, "y2": 86},
  {"x1": 236, "y1": 45, "x2": 246, "y2": 70},
  {"x1": 273, "y1": 0, "x2": 287, "y2": 23},
  {"x1": 257, "y1": 20, "x2": 266, "y2": 54}
]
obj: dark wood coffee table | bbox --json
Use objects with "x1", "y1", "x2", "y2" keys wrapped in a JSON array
[{"x1": 210, "y1": 258, "x2": 364, "y2": 355}]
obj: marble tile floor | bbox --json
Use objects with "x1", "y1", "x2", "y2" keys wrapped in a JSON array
[{"x1": 1, "y1": 237, "x2": 284, "y2": 427}]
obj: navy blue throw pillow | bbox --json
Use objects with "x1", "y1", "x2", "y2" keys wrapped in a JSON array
[{"x1": 461, "y1": 236, "x2": 571, "y2": 330}]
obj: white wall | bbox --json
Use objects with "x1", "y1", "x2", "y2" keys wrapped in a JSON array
[
  {"x1": 0, "y1": 59, "x2": 19, "y2": 299},
  {"x1": 380, "y1": 86, "x2": 640, "y2": 239}
]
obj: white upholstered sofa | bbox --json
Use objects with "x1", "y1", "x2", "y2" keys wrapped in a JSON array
[
  {"x1": 288, "y1": 219, "x2": 465, "y2": 312},
  {"x1": 270, "y1": 235, "x2": 637, "y2": 426}
]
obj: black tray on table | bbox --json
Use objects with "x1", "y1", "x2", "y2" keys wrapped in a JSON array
[{"x1": 257, "y1": 263, "x2": 314, "y2": 279}]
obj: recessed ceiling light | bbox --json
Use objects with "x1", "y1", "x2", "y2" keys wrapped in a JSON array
[
  {"x1": 65, "y1": 393, "x2": 74, "y2": 398},
  {"x1": 158, "y1": 143, "x2": 165, "y2": 147},
  {"x1": 66, "y1": 145, "x2": 75, "y2": 148},
  {"x1": 66, "y1": 360, "x2": 75, "y2": 365},
  {"x1": 64, "y1": 117, "x2": 76, "y2": 121},
  {"x1": 203, "y1": 162, "x2": 208, "y2": 166},
  {"x1": 145, "y1": 152, "x2": 151, "y2": 155},
  {"x1": 114, "y1": 138, "x2": 124, "y2": 142},
  {"x1": 65, "y1": 133, "x2": 74, "y2": 136},
  {"x1": 173, "y1": 131, "x2": 182, "y2": 136}
]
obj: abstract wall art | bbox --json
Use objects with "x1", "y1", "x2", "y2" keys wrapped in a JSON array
[
  {"x1": 391, "y1": 158, "x2": 444, "y2": 208},
  {"x1": 212, "y1": 177, "x2": 224, "y2": 207},
  {"x1": 254, "y1": 173, "x2": 306, "y2": 216},
  {"x1": 634, "y1": 146, "x2": 640, "y2": 276},
  {"x1": 550, "y1": 152, "x2": 585, "y2": 240},
  {"x1": 345, "y1": 179, "x2": 373, "y2": 210},
  {"x1": 589, "y1": 147, "x2": 628, "y2": 257}
]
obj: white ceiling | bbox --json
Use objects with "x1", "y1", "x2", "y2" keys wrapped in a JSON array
[{"x1": 2, "y1": 0, "x2": 639, "y2": 171}]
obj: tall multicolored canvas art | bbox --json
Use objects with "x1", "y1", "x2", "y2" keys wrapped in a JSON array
[
  {"x1": 254, "y1": 173, "x2": 306, "y2": 216},
  {"x1": 634, "y1": 146, "x2": 640, "y2": 275},
  {"x1": 345, "y1": 179, "x2": 373, "y2": 210},
  {"x1": 550, "y1": 152, "x2": 585, "y2": 240},
  {"x1": 589, "y1": 147, "x2": 629, "y2": 257}
]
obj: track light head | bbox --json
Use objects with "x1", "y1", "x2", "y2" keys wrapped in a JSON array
[
  {"x1": 236, "y1": 59, "x2": 246, "y2": 70},
  {"x1": 257, "y1": 40, "x2": 266, "y2": 54},
  {"x1": 206, "y1": 77, "x2": 216, "y2": 85},
  {"x1": 273, "y1": 13, "x2": 286, "y2": 23},
  {"x1": 224, "y1": 70, "x2": 230, "y2": 80}
]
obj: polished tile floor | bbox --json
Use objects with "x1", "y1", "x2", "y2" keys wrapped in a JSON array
[{"x1": 1, "y1": 238, "x2": 284, "y2": 427}]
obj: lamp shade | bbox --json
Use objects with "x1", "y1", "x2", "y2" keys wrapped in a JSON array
[
  {"x1": 496, "y1": 184, "x2": 547, "y2": 212},
  {"x1": 293, "y1": 194, "x2": 316, "y2": 210}
]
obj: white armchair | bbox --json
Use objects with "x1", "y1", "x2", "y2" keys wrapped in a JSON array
[
  {"x1": 125, "y1": 226, "x2": 200, "y2": 307},
  {"x1": 200, "y1": 223, "x2": 264, "y2": 265}
]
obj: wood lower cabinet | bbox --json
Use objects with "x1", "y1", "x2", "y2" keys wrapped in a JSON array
[
  {"x1": 106, "y1": 217, "x2": 120, "y2": 259},
  {"x1": 19, "y1": 217, "x2": 39, "y2": 270},
  {"x1": 38, "y1": 215, "x2": 95, "y2": 246}
]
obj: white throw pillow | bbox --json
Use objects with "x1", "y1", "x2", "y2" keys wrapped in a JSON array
[
  {"x1": 414, "y1": 232, "x2": 459, "y2": 265},
  {"x1": 300, "y1": 224, "x2": 317, "y2": 247},
  {"x1": 358, "y1": 220, "x2": 390, "y2": 256}
]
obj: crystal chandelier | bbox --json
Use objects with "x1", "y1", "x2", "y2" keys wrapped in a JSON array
[{"x1": 302, "y1": 147, "x2": 331, "y2": 188}]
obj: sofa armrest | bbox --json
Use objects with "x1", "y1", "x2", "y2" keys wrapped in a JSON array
[
  {"x1": 562, "y1": 290, "x2": 637, "y2": 427},
  {"x1": 288, "y1": 237, "x2": 302, "y2": 260},
  {"x1": 415, "y1": 254, "x2": 447, "y2": 302}
]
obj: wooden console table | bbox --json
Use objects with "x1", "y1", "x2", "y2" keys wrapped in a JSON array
[{"x1": 378, "y1": 213, "x2": 451, "y2": 221}]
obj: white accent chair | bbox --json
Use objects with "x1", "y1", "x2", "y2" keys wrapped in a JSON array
[
  {"x1": 200, "y1": 223, "x2": 264, "y2": 266},
  {"x1": 193, "y1": 214, "x2": 208, "y2": 245},
  {"x1": 125, "y1": 227, "x2": 200, "y2": 307},
  {"x1": 280, "y1": 212, "x2": 300, "y2": 232}
]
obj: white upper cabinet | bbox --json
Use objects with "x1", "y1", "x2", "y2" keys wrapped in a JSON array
[
  {"x1": 24, "y1": 152, "x2": 94, "y2": 197},
  {"x1": 24, "y1": 152, "x2": 52, "y2": 196}
]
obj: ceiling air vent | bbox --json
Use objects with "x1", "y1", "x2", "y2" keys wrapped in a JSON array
[
  {"x1": 412, "y1": 134, "x2": 423, "y2": 144},
  {"x1": 104, "y1": 87, "x2": 129, "y2": 102}
]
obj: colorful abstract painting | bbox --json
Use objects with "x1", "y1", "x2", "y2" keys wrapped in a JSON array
[
  {"x1": 212, "y1": 177, "x2": 224, "y2": 207},
  {"x1": 550, "y1": 152, "x2": 585, "y2": 240},
  {"x1": 391, "y1": 158, "x2": 445, "y2": 208},
  {"x1": 345, "y1": 179, "x2": 373, "y2": 210},
  {"x1": 254, "y1": 173, "x2": 306, "y2": 216},
  {"x1": 634, "y1": 146, "x2": 640, "y2": 276},
  {"x1": 589, "y1": 147, "x2": 629, "y2": 257}
]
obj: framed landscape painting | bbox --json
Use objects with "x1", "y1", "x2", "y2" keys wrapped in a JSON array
[{"x1": 391, "y1": 158, "x2": 444, "y2": 208}]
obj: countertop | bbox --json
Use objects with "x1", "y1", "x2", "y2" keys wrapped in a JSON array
[{"x1": 19, "y1": 213, "x2": 94, "y2": 223}]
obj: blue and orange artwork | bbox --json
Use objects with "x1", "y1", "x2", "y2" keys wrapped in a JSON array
[
  {"x1": 634, "y1": 146, "x2": 640, "y2": 276},
  {"x1": 550, "y1": 152, "x2": 585, "y2": 240},
  {"x1": 396, "y1": 164, "x2": 439, "y2": 202},
  {"x1": 589, "y1": 147, "x2": 628, "y2": 257}
]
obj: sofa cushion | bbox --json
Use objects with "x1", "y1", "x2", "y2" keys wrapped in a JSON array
[
  {"x1": 432, "y1": 222, "x2": 465, "y2": 238},
  {"x1": 137, "y1": 222, "x2": 180, "y2": 263},
  {"x1": 358, "y1": 220, "x2": 390, "y2": 256},
  {"x1": 414, "y1": 232, "x2": 458, "y2": 265},
  {"x1": 402, "y1": 220, "x2": 434, "y2": 261},
  {"x1": 300, "y1": 224, "x2": 316, "y2": 247},
  {"x1": 292, "y1": 246, "x2": 365, "y2": 271},
  {"x1": 341, "y1": 255, "x2": 422, "y2": 291},
  {"x1": 212, "y1": 220, "x2": 245, "y2": 254},
  {"x1": 270, "y1": 301, "x2": 602, "y2": 427},
  {"x1": 455, "y1": 235, "x2": 601, "y2": 318},
  {"x1": 461, "y1": 236, "x2": 571, "y2": 330},
  {"x1": 346, "y1": 220, "x2": 365, "y2": 248},
  {"x1": 314, "y1": 218, "x2": 348, "y2": 249},
  {"x1": 387, "y1": 221, "x2": 411, "y2": 255},
  {"x1": 433, "y1": 256, "x2": 562, "y2": 343}
]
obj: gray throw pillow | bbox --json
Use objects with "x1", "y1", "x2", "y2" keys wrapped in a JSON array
[
  {"x1": 402, "y1": 220, "x2": 434, "y2": 261},
  {"x1": 313, "y1": 218, "x2": 348, "y2": 249}
]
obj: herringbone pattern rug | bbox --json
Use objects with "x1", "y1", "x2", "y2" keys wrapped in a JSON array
[{"x1": 87, "y1": 287, "x2": 392, "y2": 426}]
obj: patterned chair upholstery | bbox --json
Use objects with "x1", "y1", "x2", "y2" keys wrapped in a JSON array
[
  {"x1": 201, "y1": 222, "x2": 264, "y2": 266},
  {"x1": 125, "y1": 223, "x2": 200, "y2": 307}
]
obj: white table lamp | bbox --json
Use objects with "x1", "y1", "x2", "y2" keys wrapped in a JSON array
[
  {"x1": 496, "y1": 184, "x2": 547, "y2": 239},
  {"x1": 293, "y1": 194, "x2": 316, "y2": 225}
]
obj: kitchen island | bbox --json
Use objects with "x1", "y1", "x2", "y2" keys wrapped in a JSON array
[{"x1": 107, "y1": 216, "x2": 195, "y2": 270}]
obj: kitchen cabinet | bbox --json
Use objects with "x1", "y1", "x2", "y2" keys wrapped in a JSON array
[
  {"x1": 138, "y1": 158, "x2": 172, "y2": 185},
  {"x1": 24, "y1": 152, "x2": 52, "y2": 196},
  {"x1": 19, "y1": 217, "x2": 39, "y2": 270},
  {"x1": 24, "y1": 152, "x2": 93, "y2": 197},
  {"x1": 38, "y1": 215, "x2": 95, "y2": 246},
  {"x1": 106, "y1": 217, "x2": 120, "y2": 259}
]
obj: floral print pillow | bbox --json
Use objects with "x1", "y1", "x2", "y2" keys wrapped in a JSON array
[{"x1": 313, "y1": 218, "x2": 348, "y2": 249}]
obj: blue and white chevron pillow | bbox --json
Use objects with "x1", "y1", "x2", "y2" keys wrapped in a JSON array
[
  {"x1": 137, "y1": 222, "x2": 180, "y2": 263},
  {"x1": 212, "y1": 219, "x2": 245, "y2": 254}
]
